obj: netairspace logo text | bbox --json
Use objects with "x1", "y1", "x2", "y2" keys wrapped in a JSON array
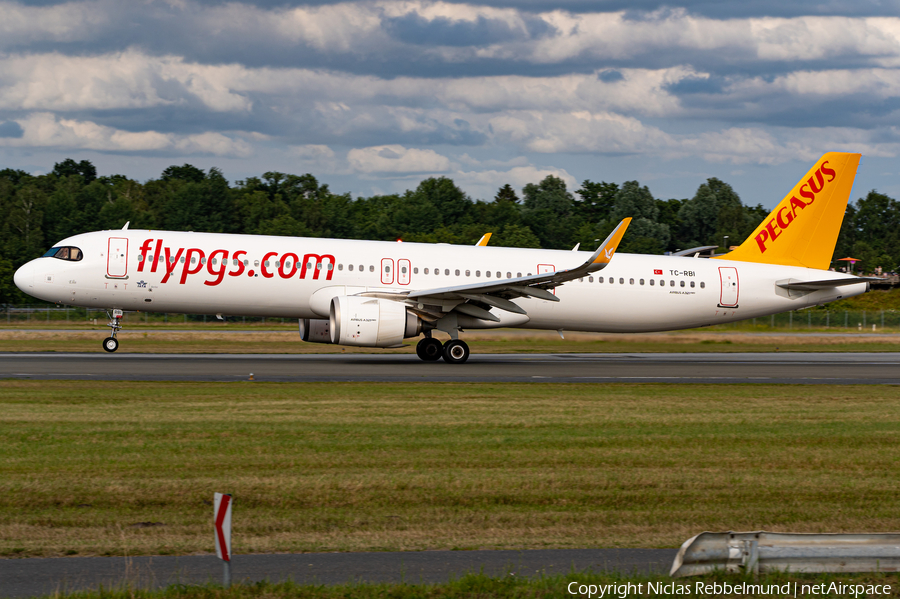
[{"x1": 567, "y1": 581, "x2": 892, "y2": 597}]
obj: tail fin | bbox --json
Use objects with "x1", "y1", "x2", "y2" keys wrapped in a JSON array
[{"x1": 716, "y1": 152, "x2": 860, "y2": 270}]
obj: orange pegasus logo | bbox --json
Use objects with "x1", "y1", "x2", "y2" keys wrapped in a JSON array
[{"x1": 754, "y1": 161, "x2": 837, "y2": 253}]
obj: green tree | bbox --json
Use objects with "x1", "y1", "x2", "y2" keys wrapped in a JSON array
[
  {"x1": 610, "y1": 181, "x2": 669, "y2": 253},
  {"x1": 576, "y1": 180, "x2": 618, "y2": 222},
  {"x1": 52, "y1": 159, "x2": 97, "y2": 184},
  {"x1": 521, "y1": 175, "x2": 577, "y2": 249}
]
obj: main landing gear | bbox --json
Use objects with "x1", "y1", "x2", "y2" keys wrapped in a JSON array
[
  {"x1": 102, "y1": 309, "x2": 123, "y2": 353},
  {"x1": 415, "y1": 337, "x2": 470, "y2": 364}
]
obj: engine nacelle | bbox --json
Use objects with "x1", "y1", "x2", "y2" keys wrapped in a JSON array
[
  {"x1": 299, "y1": 318, "x2": 334, "y2": 343},
  {"x1": 329, "y1": 296, "x2": 422, "y2": 347}
]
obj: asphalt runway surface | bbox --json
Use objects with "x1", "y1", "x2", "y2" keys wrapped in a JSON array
[
  {"x1": 2, "y1": 352, "x2": 900, "y2": 384},
  {"x1": 1, "y1": 549, "x2": 677, "y2": 598}
]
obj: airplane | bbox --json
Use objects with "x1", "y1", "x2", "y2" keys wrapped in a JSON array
[{"x1": 13, "y1": 152, "x2": 873, "y2": 363}]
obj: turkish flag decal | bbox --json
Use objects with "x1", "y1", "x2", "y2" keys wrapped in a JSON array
[{"x1": 654, "y1": 269, "x2": 663, "y2": 275}]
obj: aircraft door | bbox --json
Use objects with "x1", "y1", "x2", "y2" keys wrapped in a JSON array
[
  {"x1": 718, "y1": 266, "x2": 739, "y2": 307},
  {"x1": 107, "y1": 237, "x2": 128, "y2": 278},
  {"x1": 381, "y1": 258, "x2": 394, "y2": 285},
  {"x1": 398, "y1": 259, "x2": 410, "y2": 285}
]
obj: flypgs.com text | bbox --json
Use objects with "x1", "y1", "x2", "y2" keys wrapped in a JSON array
[{"x1": 136, "y1": 239, "x2": 336, "y2": 286}]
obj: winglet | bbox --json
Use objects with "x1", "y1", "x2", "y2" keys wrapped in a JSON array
[
  {"x1": 476, "y1": 233, "x2": 492, "y2": 246},
  {"x1": 589, "y1": 218, "x2": 631, "y2": 267}
]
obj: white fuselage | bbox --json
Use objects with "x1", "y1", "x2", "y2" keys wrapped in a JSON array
[{"x1": 14, "y1": 229, "x2": 867, "y2": 333}]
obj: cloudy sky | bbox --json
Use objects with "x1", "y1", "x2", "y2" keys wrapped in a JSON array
[{"x1": 3, "y1": 0, "x2": 900, "y2": 207}]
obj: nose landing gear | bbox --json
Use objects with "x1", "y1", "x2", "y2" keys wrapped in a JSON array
[{"x1": 102, "y1": 309, "x2": 123, "y2": 353}]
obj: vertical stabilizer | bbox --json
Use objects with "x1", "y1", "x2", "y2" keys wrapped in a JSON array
[{"x1": 717, "y1": 152, "x2": 860, "y2": 270}]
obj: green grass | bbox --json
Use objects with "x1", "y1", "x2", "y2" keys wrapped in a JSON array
[
  {"x1": 2, "y1": 382, "x2": 900, "y2": 558},
  {"x1": 25, "y1": 572, "x2": 900, "y2": 599}
]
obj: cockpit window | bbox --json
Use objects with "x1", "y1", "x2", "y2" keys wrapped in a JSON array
[{"x1": 43, "y1": 246, "x2": 83, "y2": 261}]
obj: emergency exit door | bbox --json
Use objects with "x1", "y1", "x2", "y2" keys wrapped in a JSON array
[
  {"x1": 107, "y1": 237, "x2": 128, "y2": 278},
  {"x1": 718, "y1": 266, "x2": 739, "y2": 307},
  {"x1": 538, "y1": 264, "x2": 555, "y2": 294}
]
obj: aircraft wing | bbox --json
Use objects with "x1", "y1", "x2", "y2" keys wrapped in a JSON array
[{"x1": 358, "y1": 218, "x2": 631, "y2": 321}]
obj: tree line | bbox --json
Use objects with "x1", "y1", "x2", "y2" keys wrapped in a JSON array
[{"x1": 0, "y1": 158, "x2": 895, "y2": 303}]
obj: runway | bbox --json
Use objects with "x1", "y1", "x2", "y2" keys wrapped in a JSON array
[
  {"x1": 0, "y1": 548, "x2": 677, "y2": 598},
  {"x1": 2, "y1": 352, "x2": 900, "y2": 384}
]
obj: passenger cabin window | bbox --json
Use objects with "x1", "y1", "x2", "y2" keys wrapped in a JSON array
[
  {"x1": 640, "y1": 279, "x2": 644, "y2": 285},
  {"x1": 44, "y1": 246, "x2": 83, "y2": 261},
  {"x1": 369, "y1": 265, "x2": 374, "y2": 272},
  {"x1": 349, "y1": 264, "x2": 354, "y2": 271},
  {"x1": 650, "y1": 279, "x2": 655, "y2": 286},
  {"x1": 466, "y1": 270, "x2": 471, "y2": 276},
  {"x1": 690, "y1": 281, "x2": 695, "y2": 288},
  {"x1": 338, "y1": 264, "x2": 344, "y2": 270},
  {"x1": 598, "y1": 277, "x2": 604, "y2": 283},
  {"x1": 700, "y1": 282, "x2": 706, "y2": 288},
  {"x1": 424, "y1": 268, "x2": 430, "y2": 274}
]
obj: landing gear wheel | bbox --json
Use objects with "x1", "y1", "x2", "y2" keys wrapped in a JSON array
[
  {"x1": 442, "y1": 339, "x2": 470, "y2": 364},
  {"x1": 416, "y1": 337, "x2": 443, "y2": 361},
  {"x1": 102, "y1": 337, "x2": 119, "y2": 353}
]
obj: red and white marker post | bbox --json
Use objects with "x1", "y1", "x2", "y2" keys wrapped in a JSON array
[{"x1": 214, "y1": 493, "x2": 233, "y2": 587}]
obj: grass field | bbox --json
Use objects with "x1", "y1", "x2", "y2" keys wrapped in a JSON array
[
  {"x1": 2, "y1": 381, "x2": 899, "y2": 559},
  {"x1": 25, "y1": 572, "x2": 900, "y2": 599},
  {"x1": 3, "y1": 328, "x2": 900, "y2": 353}
]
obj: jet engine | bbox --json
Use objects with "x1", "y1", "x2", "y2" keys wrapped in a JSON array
[
  {"x1": 329, "y1": 296, "x2": 422, "y2": 347},
  {"x1": 298, "y1": 318, "x2": 333, "y2": 343}
]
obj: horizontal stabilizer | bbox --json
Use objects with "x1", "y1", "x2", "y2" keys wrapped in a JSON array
[
  {"x1": 776, "y1": 277, "x2": 876, "y2": 291},
  {"x1": 672, "y1": 245, "x2": 718, "y2": 257}
]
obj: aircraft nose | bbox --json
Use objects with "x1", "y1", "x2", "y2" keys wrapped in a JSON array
[{"x1": 14, "y1": 261, "x2": 34, "y2": 292}]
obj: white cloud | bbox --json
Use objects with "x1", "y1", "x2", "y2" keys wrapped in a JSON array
[
  {"x1": 0, "y1": 112, "x2": 251, "y2": 156},
  {"x1": 348, "y1": 144, "x2": 451, "y2": 173},
  {"x1": 0, "y1": 1, "x2": 110, "y2": 45},
  {"x1": 0, "y1": 51, "x2": 252, "y2": 112},
  {"x1": 489, "y1": 110, "x2": 674, "y2": 154}
]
